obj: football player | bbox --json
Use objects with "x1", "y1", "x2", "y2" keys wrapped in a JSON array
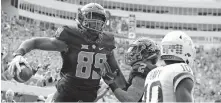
[
  {"x1": 143, "y1": 31, "x2": 195, "y2": 102},
  {"x1": 100, "y1": 38, "x2": 160, "y2": 102},
  {"x1": 7, "y1": 3, "x2": 127, "y2": 102}
]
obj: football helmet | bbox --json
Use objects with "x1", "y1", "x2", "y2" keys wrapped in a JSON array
[
  {"x1": 77, "y1": 3, "x2": 106, "y2": 33},
  {"x1": 161, "y1": 31, "x2": 196, "y2": 66},
  {"x1": 125, "y1": 37, "x2": 160, "y2": 66}
]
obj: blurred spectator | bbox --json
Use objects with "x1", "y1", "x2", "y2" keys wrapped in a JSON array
[
  {"x1": 36, "y1": 78, "x2": 46, "y2": 87},
  {"x1": 42, "y1": 64, "x2": 50, "y2": 71},
  {"x1": 215, "y1": 99, "x2": 221, "y2": 103},
  {"x1": 1, "y1": 52, "x2": 13, "y2": 81},
  {"x1": 14, "y1": 93, "x2": 24, "y2": 102},
  {"x1": 4, "y1": 89, "x2": 16, "y2": 103}
]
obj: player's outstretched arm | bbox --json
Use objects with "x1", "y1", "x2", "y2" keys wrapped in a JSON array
[
  {"x1": 14, "y1": 37, "x2": 67, "y2": 56},
  {"x1": 106, "y1": 53, "x2": 128, "y2": 89},
  {"x1": 113, "y1": 76, "x2": 145, "y2": 102},
  {"x1": 102, "y1": 56, "x2": 144, "y2": 102},
  {"x1": 175, "y1": 78, "x2": 194, "y2": 102},
  {"x1": 8, "y1": 37, "x2": 67, "y2": 77}
]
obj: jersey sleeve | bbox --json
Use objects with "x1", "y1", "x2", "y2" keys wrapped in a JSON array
[
  {"x1": 54, "y1": 26, "x2": 70, "y2": 44},
  {"x1": 172, "y1": 63, "x2": 194, "y2": 92}
]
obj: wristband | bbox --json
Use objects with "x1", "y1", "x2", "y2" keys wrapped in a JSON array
[
  {"x1": 109, "y1": 82, "x2": 119, "y2": 92},
  {"x1": 13, "y1": 48, "x2": 26, "y2": 57}
]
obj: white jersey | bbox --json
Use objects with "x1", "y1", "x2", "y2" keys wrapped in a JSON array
[{"x1": 142, "y1": 63, "x2": 194, "y2": 102}]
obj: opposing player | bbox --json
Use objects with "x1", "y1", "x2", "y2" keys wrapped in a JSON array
[
  {"x1": 143, "y1": 31, "x2": 196, "y2": 102},
  {"x1": 7, "y1": 3, "x2": 127, "y2": 102},
  {"x1": 101, "y1": 38, "x2": 160, "y2": 102}
]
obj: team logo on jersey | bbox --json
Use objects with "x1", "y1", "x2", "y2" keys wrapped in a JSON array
[{"x1": 81, "y1": 44, "x2": 89, "y2": 49}]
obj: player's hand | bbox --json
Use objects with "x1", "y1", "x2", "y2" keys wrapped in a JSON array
[
  {"x1": 7, "y1": 55, "x2": 31, "y2": 77},
  {"x1": 101, "y1": 62, "x2": 118, "y2": 85}
]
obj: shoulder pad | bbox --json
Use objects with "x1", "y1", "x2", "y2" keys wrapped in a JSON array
[
  {"x1": 55, "y1": 25, "x2": 82, "y2": 43},
  {"x1": 128, "y1": 62, "x2": 153, "y2": 85}
]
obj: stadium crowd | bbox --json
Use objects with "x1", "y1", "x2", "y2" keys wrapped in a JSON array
[{"x1": 1, "y1": 11, "x2": 221, "y2": 102}]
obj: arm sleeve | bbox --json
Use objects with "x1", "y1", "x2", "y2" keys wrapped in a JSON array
[
  {"x1": 113, "y1": 76, "x2": 145, "y2": 102},
  {"x1": 107, "y1": 52, "x2": 128, "y2": 90},
  {"x1": 54, "y1": 26, "x2": 69, "y2": 43},
  {"x1": 14, "y1": 26, "x2": 69, "y2": 55},
  {"x1": 175, "y1": 78, "x2": 194, "y2": 102}
]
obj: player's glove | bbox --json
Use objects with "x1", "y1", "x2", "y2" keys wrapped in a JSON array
[
  {"x1": 101, "y1": 62, "x2": 119, "y2": 91},
  {"x1": 7, "y1": 55, "x2": 31, "y2": 77}
]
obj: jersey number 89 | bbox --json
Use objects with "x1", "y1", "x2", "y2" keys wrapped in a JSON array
[{"x1": 76, "y1": 51, "x2": 107, "y2": 79}]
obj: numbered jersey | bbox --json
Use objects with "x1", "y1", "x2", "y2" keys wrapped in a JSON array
[
  {"x1": 143, "y1": 63, "x2": 194, "y2": 102},
  {"x1": 55, "y1": 25, "x2": 115, "y2": 88},
  {"x1": 127, "y1": 62, "x2": 155, "y2": 86},
  {"x1": 126, "y1": 62, "x2": 156, "y2": 102}
]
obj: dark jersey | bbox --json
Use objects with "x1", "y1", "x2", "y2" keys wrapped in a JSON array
[
  {"x1": 55, "y1": 25, "x2": 115, "y2": 86},
  {"x1": 127, "y1": 62, "x2": 157, "y2": 102},
  {"x1": 54, "y1": 25, "x2": 116, "y2": 101},
  {"x1": 128, "y1": 62, "x2": 151, "y2": 86}
]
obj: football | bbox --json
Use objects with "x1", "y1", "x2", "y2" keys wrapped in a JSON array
[{"x1": 14, "y1": 63, "x2": 33, "y2": 83}]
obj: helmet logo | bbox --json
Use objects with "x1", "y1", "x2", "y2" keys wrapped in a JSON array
[
  {"x1": 162, "y1": 44, "x2": 183, "y2": 55},
  {"x1": 161, "y1": 31, "x2": 195, "y2": 66},
  {"x1": 137, "y1": 63, "x2": 146, "y2": 73}
]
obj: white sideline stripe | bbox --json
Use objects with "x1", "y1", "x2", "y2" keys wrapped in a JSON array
[{"x1": 1, "y1": 81, "x2": 56, "y2": 97}]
